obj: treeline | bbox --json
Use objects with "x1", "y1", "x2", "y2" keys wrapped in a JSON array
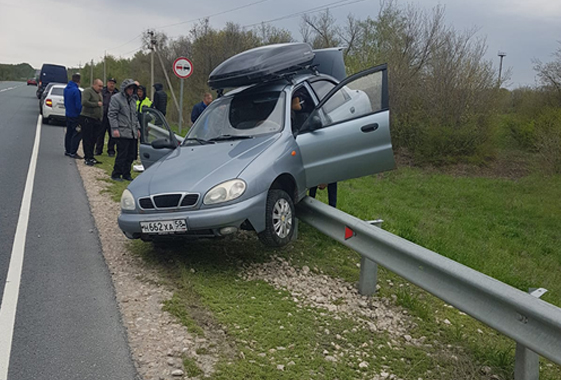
[
  {"x1": 0, "y1": 63, "x2": 35, "y2": 81},
  {"x1": 78, "y1": 1, "x2": 560, "y2": 169}
]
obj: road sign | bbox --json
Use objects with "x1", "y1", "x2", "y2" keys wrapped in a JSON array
[{"x1": 173, "y1": 57, "x2": 193, "y2": 79}]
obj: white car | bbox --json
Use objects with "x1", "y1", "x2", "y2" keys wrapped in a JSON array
[{"x1": 41, "y1": 84, "x2": 83, "y2": 124}]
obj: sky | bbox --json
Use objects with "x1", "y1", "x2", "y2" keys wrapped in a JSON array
[{"x1": 0, "y1": 0, "x2": 559, "y2": 88}]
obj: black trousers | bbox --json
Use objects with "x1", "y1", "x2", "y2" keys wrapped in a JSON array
[
  {"x1": 112, "y1": 138, "x2": 137, "y2": 179},
  {"x1": 309, "y1": 182, "x2": 338, "y2": 208},
  {"x1": 80, "y1": 116, "x2": 101, "y2": 161},
  {"x1": 64, "y1": 116, "x2": 82, "y2": 155},
  {"x1": 95, "y1": 117, "x2": 116, "y2": 155}
]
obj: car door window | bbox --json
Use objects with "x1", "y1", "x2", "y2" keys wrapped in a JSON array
[
  {"x1": 309, "y1": 80, "x2": 335, "y2": 101},
  {"x1": 141, "y1": 108, "x2": 175, "y2": 145},
  {"x1": 318, "y1": 70, "x2": 385, "y2": 127}
]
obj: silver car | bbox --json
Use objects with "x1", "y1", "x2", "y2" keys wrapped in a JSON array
[{"x1": 118, "y1": 44, "x2": 395, "y2": 247}]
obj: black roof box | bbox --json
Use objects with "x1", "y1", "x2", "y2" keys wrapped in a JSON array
[{"x1": 208, "y1": 43, "x2": 315, "y2": 90}]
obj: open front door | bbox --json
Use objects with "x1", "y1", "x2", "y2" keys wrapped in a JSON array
[
  {"x1": 139, "y1": 108, "x2": 179, "y2": 169},
  {"x1": 296, "y1": 64, "x2": 395, "y2": 188}
]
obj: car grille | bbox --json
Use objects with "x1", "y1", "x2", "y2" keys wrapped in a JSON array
[
  {"x1": 139, "y1": 198, "x2": 154, "y2": 209},
  {"x1": 139, "y1": 193, "x2": 200, "y2": 210}
]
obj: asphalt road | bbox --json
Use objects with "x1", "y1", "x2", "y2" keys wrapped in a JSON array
[{"x1": 0, "y1": 83, "x2": 138, "y2": 379}]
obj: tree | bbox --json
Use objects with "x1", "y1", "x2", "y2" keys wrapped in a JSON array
[{"x1": 533, "y1": 42, "x2": 561, "y2": 104}]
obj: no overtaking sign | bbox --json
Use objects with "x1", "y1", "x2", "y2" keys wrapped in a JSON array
[{"x1": 173, "y1": 57, "x2": 193, "y2": 79}]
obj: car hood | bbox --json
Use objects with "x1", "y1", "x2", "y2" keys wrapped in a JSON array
[{"x1": 137, "y1": 134, "x2": 280, "y2": 195}]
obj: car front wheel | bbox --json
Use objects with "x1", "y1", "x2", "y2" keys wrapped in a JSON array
[{"x1": 258, "y1": 189, "x2": 295, "y2": 247}]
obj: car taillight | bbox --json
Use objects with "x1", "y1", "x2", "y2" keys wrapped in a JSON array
[{"x1": 45, "y1": 99, "x2": 53, "y2": 107}]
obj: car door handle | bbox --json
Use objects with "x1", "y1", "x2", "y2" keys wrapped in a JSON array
[{"x1": 361, "y1": 123, "x2": 378, "y2": 133}]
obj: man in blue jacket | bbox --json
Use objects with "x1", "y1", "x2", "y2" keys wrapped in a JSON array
[
  {"x1": 64, "y1": 73, "x2": 83, "y2": 158},
  {"x1": 190, "y1": 92, "x2": 212, "y2": 123}
]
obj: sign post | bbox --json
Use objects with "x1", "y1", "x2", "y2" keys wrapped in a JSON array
[{"x1": 172, "y1": 57, "x2": 193, "y2": 134}]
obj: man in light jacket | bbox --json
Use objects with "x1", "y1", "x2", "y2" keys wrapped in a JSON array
[{"x1": 108, "y1": 79, "x2": 140, "y2": 181}]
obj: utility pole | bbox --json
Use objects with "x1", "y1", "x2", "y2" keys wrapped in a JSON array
[
  {"x1": 90, "y1": 59, "x2": 94, "y2": 86},
  {"x1": 154, "y1": 47, "x2": 180, "y2": 115},
  {"x1": 148, "y1": 30, "x2": 156, "y2": 99},
  {"x1": 103, "y1": 51, "x2": 106, "y2": 82},
  {"x1": 498, "y1": 51, "x2": 506, "y2": 87}
]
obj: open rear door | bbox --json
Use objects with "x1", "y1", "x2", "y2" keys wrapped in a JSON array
[{"x1": 296, "y1": 64, "x2": 395, "y2": 187}]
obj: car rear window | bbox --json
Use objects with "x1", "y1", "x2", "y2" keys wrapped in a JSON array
[{"x1": 50, "y1": 88, "x2": 64, "y2": 96}]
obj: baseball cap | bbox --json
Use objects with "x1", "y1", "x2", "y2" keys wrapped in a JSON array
[{"x1": 107, "y1": 78, "x2": 117, "y2": 83}]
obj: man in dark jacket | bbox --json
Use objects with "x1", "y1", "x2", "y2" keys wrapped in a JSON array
[
  {"x1": 80, "y1": 79, "x2": 104, "y2": 166},
  {"x1": 152, "y1": 83, "x2": 167, "y2": 115},
  {"x1": 108, "y1": 79, "x2": 140, "y2": 181},
  {"x1": 63, "y1": 73, "x2": 82, "y2": 158},
  {"x1": 191, "y1": 92, "x2": 212, "y2": 123},
  {"x1": 95, "y1": 78, "x2": 119, "y2": 157}
]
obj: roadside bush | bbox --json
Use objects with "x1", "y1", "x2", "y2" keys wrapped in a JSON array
[
  {"x1": 504, "y1": 115, "x2": 536, "y2": 151},
  {"x1": 533, "y1": 107, "x2": 561, "y2": 173}
]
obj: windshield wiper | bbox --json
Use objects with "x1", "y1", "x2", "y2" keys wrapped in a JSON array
[
  {"x1": 183, "y1": 137, "x2": 215, "y2": 145},
  {"x1": 207, "y1": 134, "x2": 254, "y2": 142}
]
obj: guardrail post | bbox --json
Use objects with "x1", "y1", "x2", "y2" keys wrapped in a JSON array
[
  {"x1": 358, "y1": 220, "x2": 383, "y2": 296},
  {"x1": 514, "y1": 288, "x2": 547, "y2": 380}
]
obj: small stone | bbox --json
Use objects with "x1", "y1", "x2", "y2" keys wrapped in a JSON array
[
  {"x1": 287, "y1": 361, "x2": 296, "y2": 366},
  {"x1": 171, "y1": 369, "x2": 184, "y2": 377},
  {"x1": 325, "y1": 355, "x2": 337, "y2": 362},
  {"x1": 277, "y1": 364, "x2": 285, "y2": 371},
  {"x1": 302, "y1": 266, "x2": 310, "y2": 274},
  {"x1": 403, "y1": 335, "x2": 412, "y2": 342},
  {"x1": 166, "y1": 358, "x2": 175, "y2": 366},
  {"x1": 443, "y1": 319, "x2": 451, "y2": 325},
  {"x1": 380, "y1": 371, "x2": 389, "y2": 378},
  {"x1": 190, "y1": 268, "x2": 195, "y2": 273},
  {"x1": 239, "y1": 351, "x2": 245, "y2": 359},
  {"x1": 359, "y1": 361, "x2": 368, "y2": 368},
  {"x1": 480, "y1": 366, "x2": 492, "y2": 375}
]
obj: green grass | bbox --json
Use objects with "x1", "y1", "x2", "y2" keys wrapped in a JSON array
[{"x1": 92, "y1": 148, "x2": 561, "y2": 379}]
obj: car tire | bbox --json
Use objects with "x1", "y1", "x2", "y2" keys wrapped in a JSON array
[
  {"x1": 258, "y1": 189, "x2": 295, "y2": 247},
  {"x1": 42, "y1": 116, "x2": 49, "y2": 125}
]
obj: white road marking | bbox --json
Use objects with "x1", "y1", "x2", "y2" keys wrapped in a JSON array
[
  {"x1": 0, "y1": 86, "x2": 19, "y2": 93},
  {"x1": 0, "y1": 115, "x2": 42, "y2": 380}
]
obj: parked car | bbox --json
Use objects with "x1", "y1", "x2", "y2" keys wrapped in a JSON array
[
  {"x1": 118, "y1": 43, "x2": 395, "y2": 247},
  {"x1": 39, "y1": 82, "x2": 65, "y2": 114},
  {"x1": 27, "y1": 78, "x2": 37, "y2": 86},
  {"x1": 36, "y1": 63, "x2": 67, "y2": 99}
]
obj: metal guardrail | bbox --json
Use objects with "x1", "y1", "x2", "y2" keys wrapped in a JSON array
[{"x1": 296, "y1": 196, "x2": 561, "y2": 376}]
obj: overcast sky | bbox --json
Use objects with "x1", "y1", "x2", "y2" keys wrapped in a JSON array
[{"x1": 1, "y1": 0, "x2": 559, "y2": 87}]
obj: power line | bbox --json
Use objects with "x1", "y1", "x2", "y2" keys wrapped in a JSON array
[
  {"x1": 120, "y1": 45, "x2": 144, "y2": 58},
  {"x1": 243, "y1": 0, "x2": 366, "y2": 28},
  {"x1": 106, "y1": 33, "x2": 143, "y2": 52},
  {"x1": 155, "y1": 0, "x2": 272, "y2": 30}
]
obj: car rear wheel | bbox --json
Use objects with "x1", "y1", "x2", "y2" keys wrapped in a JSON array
[
  {"x1": 258, "y1": 189, "x2": 295, "y2": 247},
  {"x1": 42, "y1": 116, "x2": 49, "y2": 124}
]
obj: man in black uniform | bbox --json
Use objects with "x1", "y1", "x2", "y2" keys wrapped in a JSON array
[
  {"x1": 95, "y1": 78, "x2": 119, "y2": 157},
  {"x1": 152, "y1": 83, "x2": 168, "y2": 115}
]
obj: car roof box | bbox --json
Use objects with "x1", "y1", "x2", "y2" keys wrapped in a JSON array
[{"x1": 208, "y1": 43, "x2": 315, "y2": 90}]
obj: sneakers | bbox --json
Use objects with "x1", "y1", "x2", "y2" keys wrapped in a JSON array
[
  {"x1": 122, "y1": 175, "x2": 133, "y2": 181},
  {"x1": 85, "y1": 159, "x2": 95, "y2": 166},
  {"x1": 111, "y1": 176, "x2": 123, "y2": 182},
  {"x1": 68, "y1": 153, "x2": 83, "y2": 159}
]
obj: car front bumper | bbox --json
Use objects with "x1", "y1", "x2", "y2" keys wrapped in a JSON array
[{"x1": 118, "y1": 190, "x2": 268, "y2": 239}]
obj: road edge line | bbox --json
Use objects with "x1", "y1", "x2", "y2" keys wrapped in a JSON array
[{"x1": 0, "y1": 115, "x2": 42, "y2": 379}]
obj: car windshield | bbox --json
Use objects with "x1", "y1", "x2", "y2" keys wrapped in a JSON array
[{"x1": 184, "y1": 90, "x2": 285, "y2": 145}]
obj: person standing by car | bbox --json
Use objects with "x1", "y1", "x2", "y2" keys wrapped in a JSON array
[
  {"x1": 80, "y1": 79, "x2": 104, "y2": 166},
  {"x1": 108, "y1": 79, "x2": 140, "y2": 182},
  {"x1": 96, "y1": 78, "x2": 119, "y2": 157},
  {"x1": 191, "y1": 92, "x2": 212, "y2": 123},
  {"x1": 136, "y1": 85, "x2": 152, "y2": 113},
  {"x1": 63, "y1": 73, "x2": 82, "y2": 158},
  {"x1": 152, "y1": 83, "x2": 167, "y2": 115}
]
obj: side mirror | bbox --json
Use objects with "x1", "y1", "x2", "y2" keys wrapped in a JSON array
[
  {"x1": 151, "y1": 138, "x2": 177, "y2": 150},
  {"x1": 308, "y1": 115, "x2": 322, "y2": 131}
]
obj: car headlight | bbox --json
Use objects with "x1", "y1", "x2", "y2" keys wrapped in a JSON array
[
  {"x1": 120, "y1": 189, "x2": 136, "y2": 210},
  {"x1": 204, "y1": 179, "x2": 247, "y2": 205}
]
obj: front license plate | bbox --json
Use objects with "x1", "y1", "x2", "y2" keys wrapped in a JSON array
[{"x1": 140, "y1": 219, "x2": 187, "y2": 234}]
